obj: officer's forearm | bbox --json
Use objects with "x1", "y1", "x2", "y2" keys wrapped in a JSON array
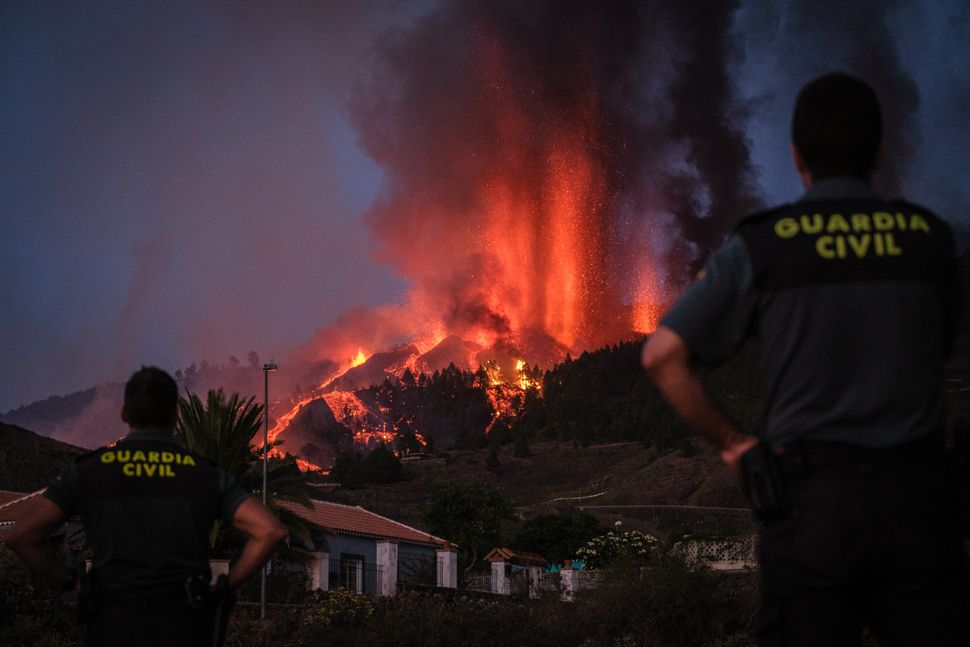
[
  {"x1": 642, "y1": 329, "x2": 752, "y2": 466},
  {"x1": 5, "y1": 533, "x2": 73, "y2": 585},
  {"x1": 649, "y1": 356, "x2": 746, "y2": 448},
  {"x1": 227, "y1": 497, "x2": 287, "y2": 588},
  {"x1": 228, "y1": 531, "x2": 285, "y2": 589},
  {"x1": 5, "y1": 497, "x2": 73, "y2": 585}
]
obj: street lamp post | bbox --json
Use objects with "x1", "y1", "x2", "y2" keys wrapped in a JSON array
[{"x1": 260, "y1": 362, "x2": 278, "y2": 621}]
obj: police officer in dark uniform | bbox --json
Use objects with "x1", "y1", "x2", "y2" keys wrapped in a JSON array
[
  {"x1": 642, "y1": 73, "x2": 968, "y2": 645},
  {"x1": 6, "y1": 366, "x2": 286, "y2": 646}
]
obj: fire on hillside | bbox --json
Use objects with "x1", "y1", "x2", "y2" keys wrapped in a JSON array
[{"x1": 265, "y1": 346, "x2": 546, "y2": 471}]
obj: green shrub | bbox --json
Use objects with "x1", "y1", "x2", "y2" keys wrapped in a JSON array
[{"x1": 294, "y1": 588, "x2": 374, "y2": 645}]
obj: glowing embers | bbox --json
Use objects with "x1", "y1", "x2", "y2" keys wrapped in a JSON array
[
  {"x1": 482, "y1": 357, "x2": 541, "y2": 434},
  {"x1": 350, "y1": 349, "x2": 368, "y2": 368}
]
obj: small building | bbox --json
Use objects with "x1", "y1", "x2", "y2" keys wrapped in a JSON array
[
  {"x1": 485, "y1": 547, "x2": 547, "y2": 598},
  {"x1": 279, "y1": 498, "x2": 457, "y2": 596}
]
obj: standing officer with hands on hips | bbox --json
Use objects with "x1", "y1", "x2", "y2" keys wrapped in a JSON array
[
  {"x1": 642, "y1": 73, "x2": 967, "y2": 645},
  {"x1": 6, "y1": 366, "x2": 287, "y2": 647}
]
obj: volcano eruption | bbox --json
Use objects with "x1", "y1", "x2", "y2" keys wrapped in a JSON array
[{"x1": 269, "y1": 0, "x2": 762, "y2": 464}]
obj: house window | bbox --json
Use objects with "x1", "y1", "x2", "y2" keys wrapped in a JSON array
[{"x1": 340, "y1": 554, "x2": 364, "y2": 593}]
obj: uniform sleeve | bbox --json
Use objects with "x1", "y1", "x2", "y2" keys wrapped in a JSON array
[
  {"x1": 217, "y1": 469, "x2": 251, "y2": 523},
  {"x1": 660, "y1": 234, "x2": 758, "y2": 366},
  {"x1": 43, "y1": 462, "x2": 80, "y2": 517}
]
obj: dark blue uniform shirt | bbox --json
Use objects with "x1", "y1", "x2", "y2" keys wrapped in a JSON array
[
  {"x1": 662, "y1": 177, "x2": 962, "y2": 447},
  {"x1": 44, "y1": 428, "x2": 249, "y2": 592}
]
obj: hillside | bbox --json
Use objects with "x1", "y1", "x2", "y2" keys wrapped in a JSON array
[
  {"x1": 0, "y1": 413, "x2": 752, "y2": 542},
  {"x1": 0, "y1": 423, "x2": 86, "y2": 492},
  {"x1": 325, "y1": 439, "x2": 754, "y2": 543}
]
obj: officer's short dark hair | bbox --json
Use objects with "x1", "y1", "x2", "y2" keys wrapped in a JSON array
[
  {"x1": 124, "y1": 366, "x2": 178, "y2": 428},
  {"x1": 792, "y1": 73, "x2": 882, "y2": 180}
]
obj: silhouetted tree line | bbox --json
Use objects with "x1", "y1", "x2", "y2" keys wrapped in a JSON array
[
  {"x1": 343, "y1": 338, "x2": 763, "y2": 455},
  {"x1": 329, "y1": 444, "x2": 403, "y2": 489},
  {"x1": 173, "y1": 351, "x2": 266, "y2": 399},
  {"x1": 359, "y1": 363, "x2": 494, "y2": 450},
  {"x1": 504, "y1": 339, "x2": 761, "y2": 452}
]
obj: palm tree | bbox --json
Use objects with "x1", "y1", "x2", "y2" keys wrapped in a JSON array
[{"x1": 176, "y1": 389, "x2": 325, "y2": 562}]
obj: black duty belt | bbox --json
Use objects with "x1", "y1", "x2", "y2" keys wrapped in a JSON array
[
  {"x1": 102, "y1": 574, "x2": 209, "y2": 605},
  {"x1": 775, "y1": 433, "x2": 944, "y2": 475}
]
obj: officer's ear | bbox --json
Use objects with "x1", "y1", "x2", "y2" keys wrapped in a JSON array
[
  {"x1": 120, "y1": 406, "x2": 129, "y2": 424},
  {"x1": 791, "y1": 142, "x2": 813, "y2": 189}
]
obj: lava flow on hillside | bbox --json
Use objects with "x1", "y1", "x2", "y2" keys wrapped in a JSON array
[{"x1": 267, "y1": 1, "x2": 760, "y2": 469}]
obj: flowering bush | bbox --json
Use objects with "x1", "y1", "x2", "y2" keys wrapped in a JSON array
[
  {"x1": 576, "y1": 530, "x2": 661, "y2": 569},
  {"x1": 297, "y1": 588, "x2": 374, "y2": 640}
]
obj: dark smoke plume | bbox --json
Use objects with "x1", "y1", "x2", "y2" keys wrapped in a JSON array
[{"x1": 342, "y1": 0, "x2": 760, "y2": 356}]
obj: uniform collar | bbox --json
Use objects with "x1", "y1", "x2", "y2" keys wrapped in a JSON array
[
  {"x1": 798, "y1": 176, "x2": 880, "y2": 202},
  {"x1": 122, "y1": 427, "x2": 180, "y2": 443}
]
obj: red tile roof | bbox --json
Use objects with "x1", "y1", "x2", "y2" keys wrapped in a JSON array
[
  {"x1": 0, "y1": 490, "x2": 41, "y2": 523},
  {"x1": 0, "y1": 490, "x2": 44, "y2": 538},
  {"x1": 0, "y1": 489, "x2": 28, "y2": 508},
  {"x1": 279, "y1": 499, "x2": 450, "y2": 548},
  {"x1": 485, "y1": 547, "x2": 547, "y2": 565}
]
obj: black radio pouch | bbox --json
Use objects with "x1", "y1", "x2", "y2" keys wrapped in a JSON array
[
  {"x1": 76, "y1": 566, "x2": 103, "y2": 625},
  {"x1": 741, "y1": 442, "x2": 792, "y2": 522}
]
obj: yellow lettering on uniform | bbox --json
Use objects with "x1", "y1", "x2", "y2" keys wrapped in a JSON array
[
  {"x1": 847, "y1": 234, "x2": 871, "y2": 258},
  {"x1": 148, "y1": 451, "x2": 160, "y2": 463},
  {"x1": 827, "y1": 214, "x2": 851, "y2": 233},
  {"x1": 161, "y1": 452, "x2": 174, "y2": 463},
  {"x1": 874, "y1": 233, "x2": 885, "y2": 256},
  {"x1": 182, "y1": 455, "x2": 196, "y2": 467},
  {"x1": 163, "y1": 464, "x2": 176, "y2": 477},
  {"x1": 132, "y1": 451, "x2": 146, "y2": 462},
  {"x1": 101, "y1": 451, "x2": 115, "y2": 464},
  {"x1": 801, "y1": 214, "x2": 824, "y2": 234},
  {"x1": 817, "y1": 236, "x2": 836, "y2": 259},
  {"x1": 775, "y1": 218, "x2": 799, "y2": 238},
  {"x1": 123, "y1": 463, "x2": 136, "y2": 477},
  {"x1": 895, "y1": 212, "x2": 907, "y2": 230},
  {"x1": 835, "y1": 236, "x2": 847, "y2": 258},
  {"x1": 143, "y1": 464, "x2": 157, "y2": 477},
  {"x1": 886, "y1": 233, "x2": 903, "y2": 255},
  {"x1": 851, "y1": 213, "x2": 871, "y2": 232},
  {"x1": 117, "y1": 450, "x2": 130, "y2": 462},
  {"x1": 873, "y1": 212, "x2": 894, "y2": 231},
  {"x1": 910, "y1": 214, "x2": 931, "y2": 233}
]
